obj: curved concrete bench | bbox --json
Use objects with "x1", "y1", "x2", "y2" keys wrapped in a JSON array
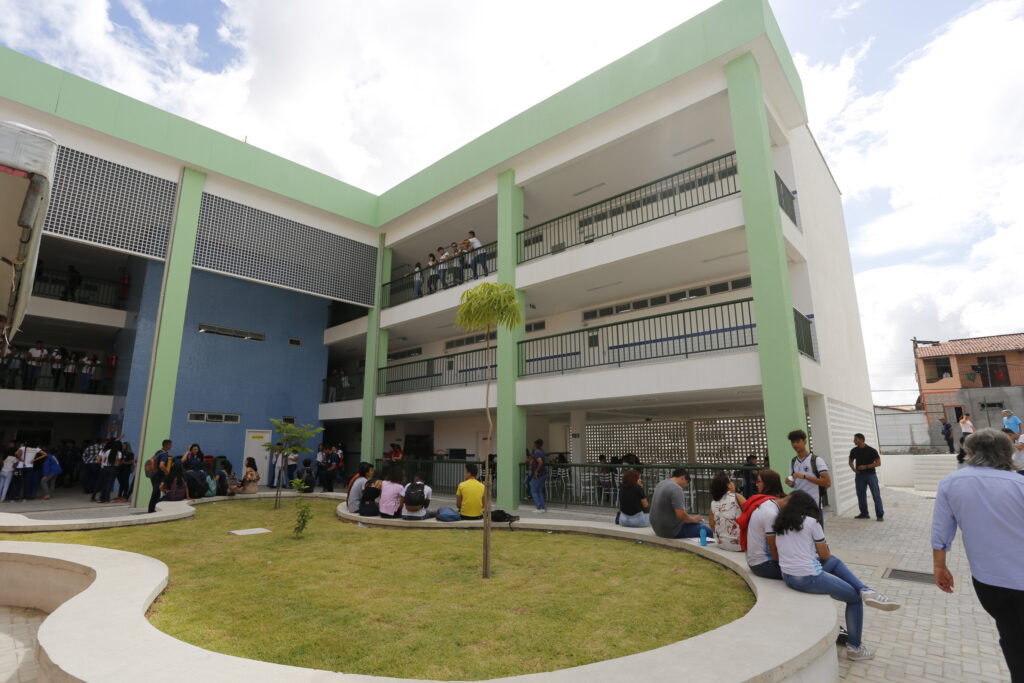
[
  {"x1": 0, "y1": 491, "x2": 347, "y2": 532},
  {"x1": 0, "y1": 510, "x2": 839, "y2": 682}
]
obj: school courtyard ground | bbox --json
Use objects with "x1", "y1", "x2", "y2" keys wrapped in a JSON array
[{"x1": 0, "y1": 484, "x2": 1010, "y2": 683}]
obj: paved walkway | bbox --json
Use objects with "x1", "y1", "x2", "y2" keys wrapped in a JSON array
[{"x1": 0, "y1": 606, "x2": 44, "y2": 682}]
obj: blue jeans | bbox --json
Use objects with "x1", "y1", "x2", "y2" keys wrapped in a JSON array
[
  {"x1": 673, "y1": 522, "x2": 715, "y2": 539},
  {"x1": 749, "y1": 559, "x2": 783, "y2": 580},
  {"x1": 530, "y1": 474, "x2": 548, "y2": 510},
  {"x1": 413, "y1": 279, "x2": 422, "y2": 298},
  {"x1": 471, "y1": 252, "x2": 489, "y2": 277},
  {"x1": 855, "y1": 473, "x2": 884, "y2": 518},
  {"x1": 618, "y1": 511, "x2": 650, "y2": 527},
  {"x1": 784, "y1": 556, "x2": 868, "y2": 648}
]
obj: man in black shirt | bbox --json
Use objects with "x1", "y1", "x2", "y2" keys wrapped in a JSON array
[{"x1": 849, "y1": 433, "x2": 883, "y2": 521}]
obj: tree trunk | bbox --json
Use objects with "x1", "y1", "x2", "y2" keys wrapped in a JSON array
[{"x1": 482, "y1": 326, "x2": 493, "y2": 579}]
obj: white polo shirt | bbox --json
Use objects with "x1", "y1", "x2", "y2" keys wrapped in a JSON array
[{"x1": 789, "y1": 452, "x2": 828, "y2": 501}]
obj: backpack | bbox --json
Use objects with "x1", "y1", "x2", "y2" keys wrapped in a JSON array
[
  {"x1": 404, "y1": 482, "x2": 427, "y2": 508},
  {"x1": 164, "y1": 478, "x2": 186, "y2": 501},
  {"x1": 205, "y1": 475, "x2": 217, "y2": 497},
  {"x1": 791, "y1": 454, "x2": 829, "y2": 508},
  {"x1": 302, "y1": 469, "x2": 316, "y2": 491},
  {"x1": 144, "y1": 456, "x2": 158, "y2": 478},
  {"x1": 490, "y1": 509, "x2": 519, "y2": 530}
]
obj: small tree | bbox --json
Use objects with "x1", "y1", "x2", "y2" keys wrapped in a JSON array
[
  {"x1": 455, "y1": 281, "x2": 523, "y2": 579},
  {"x1": 263, "y1": 419, "x2": 324, "y2": 510},
  {"x1": 290, "y1": 478, "x2": 313, "y2": 538}
]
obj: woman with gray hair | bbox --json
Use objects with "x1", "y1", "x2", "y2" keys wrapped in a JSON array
[{"x1": 931, "y1": 428, "x2": 1024, "y2": 680}]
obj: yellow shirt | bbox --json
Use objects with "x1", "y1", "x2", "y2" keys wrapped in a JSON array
[{"x1": 456, "y1": 478, "x2": 486, "y2": 517}]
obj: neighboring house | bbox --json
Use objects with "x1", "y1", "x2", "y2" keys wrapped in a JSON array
[
  {"x1": 0, "y1": 0, "x2": 875, "y2": 516},
  {"x1": 913, "y1": 334, "x2": 1024, "y2": 444}
]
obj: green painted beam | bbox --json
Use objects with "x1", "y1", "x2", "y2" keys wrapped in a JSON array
[
  {"x1": 496, "y1": 169, "x2": 526, "y2": 509},
  {"x1": 132, "y1": 167, "x2": 205, "y2": 508},
  {"x1": 360, "y1": 236, "x2": 391, "y2": 461},
  {"x1": 725, "y1": 52, "x2": 805, "y2": 484}
]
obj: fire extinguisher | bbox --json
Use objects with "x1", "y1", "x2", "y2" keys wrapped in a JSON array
[{"x1": 119, "y1": 269, "x2": 130, "y2": 300}]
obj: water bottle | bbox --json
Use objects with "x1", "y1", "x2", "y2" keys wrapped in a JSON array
[{"x1": 699, "y1": 526, "x2": 708, "y2": 546}]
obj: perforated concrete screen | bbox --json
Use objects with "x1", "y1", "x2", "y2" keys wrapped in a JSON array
[
  {"x1": 586, "y1": 416, "x2": 766, "y2": 465},
  {"x1": 43, "y1": 147, "x2": 176, "y2": 258},
  {"x1": 195, "y1": 193, "x2": 377, "y2": 305}
]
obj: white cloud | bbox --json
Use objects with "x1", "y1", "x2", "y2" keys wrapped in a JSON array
[
  {"x1": 830, "y1": 1, "x2": 864, "y2": 20},
  {"x1": 796, "y1": 0, "x2": 1024, "y2": 404},
  {"x1": 0, "y1": 0, "x2": 718, "y2": 192}
]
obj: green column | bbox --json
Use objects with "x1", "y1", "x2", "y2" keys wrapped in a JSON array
[
  {"x1": 360, "y1": 234, "x2": 391, "y2": 464},
  {"x1": 725, "y1": 53, "x2": 806, "y2": 481},
  {"x1": 496, "y1": 169, "x2": 526, "y2": 509},
  {"x1": 132, "y1": 167, "x2": 205, "y2": 508}
]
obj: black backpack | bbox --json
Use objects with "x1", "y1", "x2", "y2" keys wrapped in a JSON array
[
  {"x1": 791, "y1": 453, "x2": 830, "y2": 508},
  {"x1": 491, "y1": 509, "x2": 520, "y2": 529},
  {"x1": 302, "y1": 469, "x2": 316, "y2": 491},
  {"x1": 404, "y1": 482, "x2": 427, "y2": 508}
]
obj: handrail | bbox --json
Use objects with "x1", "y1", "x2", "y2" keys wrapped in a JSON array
[
  {"x1": 31, "y1": 267, "x2": 123, "y2": 309},
  {"x1": 378, "y1": 345, "x2": 496, "y2": 395},
  {"x1": 381, "y1": 241, "x2": 497, "y2": 308},
  {"x1": 517, "y1": 152, "x2": 739, "y2": 262},
  {"x1": 518, "y1": 298, "x2": 756, "y2": 377},
  {"x1": 321, "y1": 371, "x2": 364, "y2": 403}
]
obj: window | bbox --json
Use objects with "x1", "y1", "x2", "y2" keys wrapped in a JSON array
[
  {"x1": 188, "y1": 412, "x2": 240, "y2": 423},
  {"x1": 976, "y1": 355, "x2": 1009, "y2": 387},
  {"x1": 980, "y1": 401, "x2": 1004, "y2": 410},
  {"x1": 197, "y1": 323, "x2": 265, "y2": 342},
  {"x1": 288, "y1": 338, "x2": 302, "y2": 347},
  {"x1": 709, "y1": 282, "x2": 729, "y2": 294},
  {"x1": 282, "y1": 416, "x2": 296, "y2": 425},
  {"x1": 598, "y1": 307, "x2": 614, "y2": 317},
  {"x1": 649, "y1": 295, "x2": 667, "y2": 307},
  {"x1": 731, "y1": 277, "x2": 752, "y2": 289},
  {"x1": 688, "y1": 287, "x2": 708, "y2": 298},
  {"x1": 583, "y1": 310, "x2": 598, "y2": 321},
  {"x1": 668, "y1": 291, "x2": 687, "y2": 302},
  {"x1": 632, "y1": 299, "x2": 649, "y2": 310},
  {"x1": 615, "y1": 303, "x2": 631, "y2": 314},
  {"x1": 525, "y1": 320, "x2": 546, "y2": 333},
  {"x1": 923, "y1": 357, "x2": 953, "y2": 383},
  {"x1": 387, "y1": 347, "x2": 422, "y2": 362}
]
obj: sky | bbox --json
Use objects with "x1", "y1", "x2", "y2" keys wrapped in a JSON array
[{"x1": 1, "y1": 0, "x2": 1022, "y2": 406}]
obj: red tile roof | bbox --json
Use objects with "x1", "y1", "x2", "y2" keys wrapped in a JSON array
[{"x1": 915, "y1": 333, "x2": 1024, "y2": 358}]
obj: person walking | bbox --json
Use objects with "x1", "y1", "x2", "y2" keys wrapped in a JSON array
[
  {"x1": 529, "y1": 438, "x2": 548, "y2": 513},
  {"x1": 1002, "y1": 409, "x2": 1022, "y2": 437},
  {"x1": 932, "y1": 428, "x2": 1024, "y2": 680},
  {"x1": 940, "y1": 417, "x2": 955, "y2": 454},
  {"x1": 147, "y1": 440, "x2": 173, "y2": 513},
  {"x1": 785, "y1": 429, "x2": 831, "y2": 512},
  {"x1": 849, "y1": 433, "x2": 884, "y2": 521},
  {"x1": 958, "y1": 413, "x2": 975, "y2": 468}
]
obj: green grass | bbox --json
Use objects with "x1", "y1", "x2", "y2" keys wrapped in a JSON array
[{"x1": 1, "y1": 500, "x2": 753, "y2": 679}]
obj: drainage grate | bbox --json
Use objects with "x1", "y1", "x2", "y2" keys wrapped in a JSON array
[{"x1": 884, "y1": 568, "x2": 934, "y2": 584}]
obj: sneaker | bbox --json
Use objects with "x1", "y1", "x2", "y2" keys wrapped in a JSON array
[
  {"x1": 535, "y1": 508, "x2": 547, "y2": 514},
  {"x1": 836, "y1": 625, "x2": 848, "y2": 646},
  {"x1": 846, "y1": 645, "x2": 874, "y2": 661},
  {"x1": 861, "y1": 590, "x2": 900, "y2": 611},
  {"x1": 876, "y1": 516, "x2": 884, "y2": 522},
  {"x1": 853, "y1": 514, "x2": 870, "y2": 519}
]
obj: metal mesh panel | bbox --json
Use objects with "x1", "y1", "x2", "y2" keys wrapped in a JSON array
[
  {"x1": 585, "y1": 421, "x2": 689, "y2": 463},
  {"x1": 585, "y1": 416, "x2": 766, "y2": 465},
  {"x1": 692, "y1": 416, "x2": 766, "y2": 465},
  {"x1": 195, "y1": 193, "x2": 377, "y2": 305},
  {"x1": 43, "y1": 147, "x2": 176, "y2": 258}
]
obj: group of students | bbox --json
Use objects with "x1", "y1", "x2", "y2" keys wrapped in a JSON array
[
  {"x1": 144, "y1": 440, "x2": 263, "y2": 513},
  {"x1": 612, "y1": 429, "x2": 901, "y2": 661},
  {"x1": 345, "y1": 461, "x2": 487, "y2": 521},
  {"x1": 0, "y1": 437, "x2": 139, "y2": 503},
  {"x1": 0, "y1": 340, "x2": 104, "y2": 392},
  {"x1": 410, "y1": 231, "x2": 490, "y2": 298}
]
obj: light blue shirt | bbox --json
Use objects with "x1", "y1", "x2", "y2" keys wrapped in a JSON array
[
  {"x1": 931, "y1": 466, "x2": 1024, "y2": 590},
  {"x1": 1003, "y1": 415, "x2": 1022, "y2": 434}
]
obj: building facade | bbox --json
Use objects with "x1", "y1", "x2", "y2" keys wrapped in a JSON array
[
  {"x1": 0, "y1": 0, "x2": 875, "y2": 514},
  {"x1": 913, "y1": 334, "x2": 1024, "y2": 444}
]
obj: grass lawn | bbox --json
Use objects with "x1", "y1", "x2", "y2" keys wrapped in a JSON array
[{"x1": 1, "y1": 499, "x2": 753, "y2": 680}]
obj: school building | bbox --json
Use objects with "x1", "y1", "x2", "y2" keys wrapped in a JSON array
[{"x1": 0, "y1": 0, "x2": 876, "y2": 514}]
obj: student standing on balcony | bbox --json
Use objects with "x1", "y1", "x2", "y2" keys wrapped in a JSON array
[
  {"x1": 425, "y1": 253, "x2": 439, "y2": 293},
  {"x1": 449, "y1": 241, "x2": 465, "y2": 285},
  {"x1": 465, "y1": 231, "x2": 488, "y2": 278},
  {"x1": 24, "y1": 340, "x2": 47, "y2": 390},
  {"x1": 412, "y1": 262, "x2": 423, "y2": 299},
  {"x1": 436, "y1": 247, "x2": 450, "y2": 289}
]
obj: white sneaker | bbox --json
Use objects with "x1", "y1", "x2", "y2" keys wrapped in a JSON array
[
  {"x1": 535, "y1": 508, "x2": 547, "y2": 514},
  {"x1": 846, "y1": 645, "x2": 874, "y2": 661},
  {"x1": 861, "y1": 590, "x2": 900, "y2": 611}
]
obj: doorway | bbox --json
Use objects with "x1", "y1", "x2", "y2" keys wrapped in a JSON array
[{"x1": 243, "y1": 429, "x2": 272, "y2": 476}]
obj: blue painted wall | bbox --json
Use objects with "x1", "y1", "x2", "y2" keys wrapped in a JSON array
[
  {"x1": 169, "y1": 269, "x2": 328, "y2": 471},
  {"x1": 110, "y1": 257, "x2": 164, "y2": 449}
]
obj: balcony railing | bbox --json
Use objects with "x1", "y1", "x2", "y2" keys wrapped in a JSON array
[
  {"x1": 793, "y1": 310, "x2": 816, "y2": 360},
  {"x1": 775, "y1": 173, "x2": 799, "y2": 229},
  {"x1": 382, "y1": 241, "x2": 497, "y2": 308},
  {"x1": 378, "y1": 346, "x2": 496, "y2": 395},
  {"x1": 32, "y1": 268, "x2": 123, "y2": 309},
  {"x1": 517, "y1": 153, "x2": 739, "y2": 263},
  {"x1": 518, "y1": 298, "x2": 756, "y2": 377},
  {"x1": 322, "y1": 372, "x2": 364, "y2": 403}
]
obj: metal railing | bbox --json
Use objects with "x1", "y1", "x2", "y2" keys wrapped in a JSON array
[
  {"x1": 322, "y1": 372, "x2": 364, "y2": 403},
  {"x1": 382, "y1": 241, "x2": 497, "y2": 308},
  {"x1": 378, "y1": 346, "x2": 496, "y2": 395},
  {"x1": 0, "y1": 351, "x2": 112, "y2": 394},
  {"x1": 793, "y1": 310, "x2": 815, "y2": 360},
  {"x1": 32, "y1": 268, "x2": 123, "y2": 308},
  {"x1": 518, "y1": 298, "x2": 756, "y2": 377},
  {"x1": 775, "y1": 173, "x2": 799, "y2": 229},
  {"x1": 517, "y1": 153, "x2": 739, "y2": 263},
  {"x1": 519, "y1": 462, "x2": 754, "y2": 511},
  {"x1": 374, "y1": 458, "x2": 495, "y2": 497}
]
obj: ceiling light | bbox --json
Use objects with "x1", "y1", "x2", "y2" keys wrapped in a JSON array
[
  {"x1": 585, "y1": 281, "x2": 622, "y2": 292},
  {"x1": 572, "y1": 182, "x2": 606, "y2": 197},
  {"x1": 672, "y1": 138, "x2": 715, "y2": 157}
]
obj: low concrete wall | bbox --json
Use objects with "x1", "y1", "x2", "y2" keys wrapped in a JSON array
[{"x1": 0, "y1": 505, "x2": 841, "y2": 683}]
